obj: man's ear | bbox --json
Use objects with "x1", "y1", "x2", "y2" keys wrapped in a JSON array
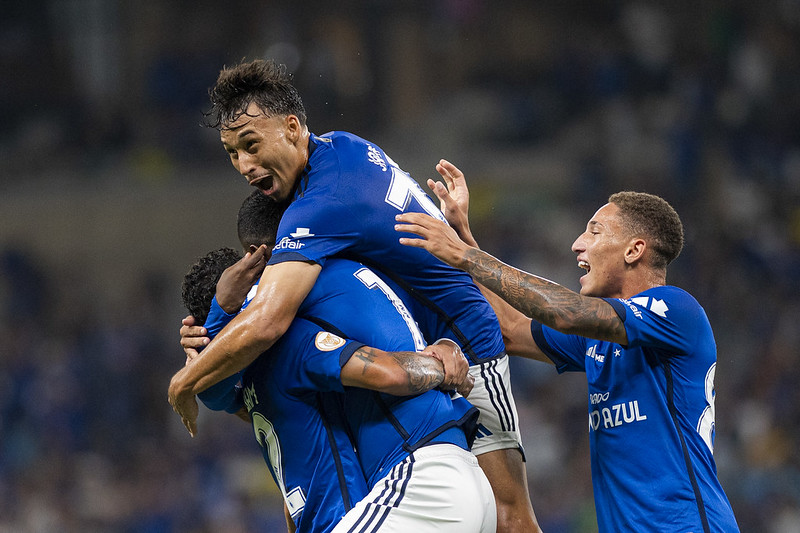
[
  {"x1": 624, "y1": 238, "x2": 647, "y2": 265},
  {"x1": 285, "y1": 115, "x2": 302, "y2": 143}
]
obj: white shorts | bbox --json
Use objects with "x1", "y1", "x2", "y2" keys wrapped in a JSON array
[
  {"x1": 332, "y1": 444, "x2": 497, "y2": 533},
  {"x1": 467, "y1": 354, "x2": 524, "y2": 457}
]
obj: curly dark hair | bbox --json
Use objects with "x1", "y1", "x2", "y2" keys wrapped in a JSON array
[
  {"x1": 181, "y1": 247, "x2": 243, "y2": 324},
  {"x1": 237, "y1": 190, "x2": 289, "y2": 250},
  {"x1": 609, "y1": 191, "x2": 684, "y2": 269},
  {"x1": 203, "y1": 58, "x2": 307, "y2": 130}
]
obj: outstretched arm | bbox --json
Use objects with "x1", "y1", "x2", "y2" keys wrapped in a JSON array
[
  {"x1": 424, "y1": 161, "x2": 549, "y2": 362},
  {"x1": 401, "y1": 163, "x2": 627, "y2": 346}
]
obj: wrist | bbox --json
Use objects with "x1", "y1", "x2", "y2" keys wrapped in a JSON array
[
  {"x1": 169, "y1": 367, "x2": 194, "y2": 399},
  {"x1": 212, "y1": 294, "x2": 241, "y2": 316}
]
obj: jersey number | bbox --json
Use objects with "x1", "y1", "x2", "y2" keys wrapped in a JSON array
[
  {"x1": 252, "y1": 411, "x2": 306, "y2": 518},
  {"x1": 383, "y1": 155, "x2": 446, "y2": 221},
  {"x1": 696, "y1": 363, "x2": 716, "y2": 453},
  {"x1": 354, "y1": 267, "x2": 427, "y2": 351}
]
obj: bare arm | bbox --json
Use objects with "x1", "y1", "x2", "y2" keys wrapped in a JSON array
[
  {"x1": 396, "y1": 215, "x2": 626, "y2": 343},
  {"x1": 179, "y1": 247, "x2": 270, "y2": 359},
  {"x1": 169, "y1": 260, "x2": 322, "y2": 436},
  {"x1": 400, "y1": 160, "x2": 627, "y2": 345},
  {"x1": 341, "y1": 340, "x2": 473, "y2": 397},
  {"x1": 425, "y1": 161, "x2": 550, "y2": 362},
  {"x1": 284, "y1": 501, "x2": 296, "y2": 533}
]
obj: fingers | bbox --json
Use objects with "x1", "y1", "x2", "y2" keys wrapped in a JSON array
[
  {"x1": 436, "y1": 159, "x2": 457, "y2": 189},
  {"x1": 182, "y1": 416, "x2": 197, "y2": 438},
  {"x1": 432, "y1": 338, "x2": 468, "y2": 391},
  {"x1": 394, "y1": 212, "x2": 437, "y2": 232},
  {"x1": 394, "y1": 214, "x2": 429, "y2": 244},
  {"x1": 180, "y1": 320, "x2": 209, "y2": 353},
  {"x1": 437, "y1": 159, "x2": 464, "y2": 188},
  {"x1": 180, "y1": 331, "x2": 210, "y2": 350},
  {"x1": 244, "y1": 244, "x2": 268, "y2": 265},
  {"x1": 180, "y1": 323, "x2": 208, "y2": 338},
  {"x1": 427, "y1": 178, "x2": 452, "y2": 205},
  {"x1": 457, "y1": 374, "x2": 475, "y2": 398}
]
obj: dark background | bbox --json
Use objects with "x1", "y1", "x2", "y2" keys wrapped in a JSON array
[{"x1": 1, "y1": 1, "x2": 798, "y2": 531}]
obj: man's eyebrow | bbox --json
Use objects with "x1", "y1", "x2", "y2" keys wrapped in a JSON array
[{"x1": 235, "y1": 126, "x2": 258, "y2": 139}]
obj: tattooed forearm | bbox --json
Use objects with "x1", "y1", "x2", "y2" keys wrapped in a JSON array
[
  {"x1": 462, "y1": 248, "x2": 626, "y2": 343},
  {"x1": 393, "y1": 352, "x2": 444, "y2": 394},
  {"x1": 350, "y1": 347, "x2": 445, "y2": 395}
]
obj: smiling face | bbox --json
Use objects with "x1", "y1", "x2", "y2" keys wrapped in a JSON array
[
  {"x1": 571, "y1": 203, "x2": 638, "y2": 298},
  {"x1": 220, "y1": 102, "x2": 309, "y2": 203}
]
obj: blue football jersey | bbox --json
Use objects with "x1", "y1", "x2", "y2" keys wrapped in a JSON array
[
  {"x1": 298, "y1": 259, "x2": 478, "y2": 488},
  {"x1": 199, "y1": 306, "x2": 368, "y2": 533},
  {"x1": 198, "y1": 259, "x2": 477, "y2": 524},
  {"x1": 267, "y1": 131, "x2": 506, "y2": 363},
  {"x1": 531, "y1": 285, "x2": 739, "y2": 532},
  {"x1": 240, "y1": 319, "x2": 369, "y2": 533}
]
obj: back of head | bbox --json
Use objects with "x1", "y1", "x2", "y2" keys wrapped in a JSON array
[
  {"x1": 204, "y1": 58, "x2": 307, "y2": 130},
  {"x1": 609, "y1": 191, "x2": 684, "y2": 270},
  {"x1": 181, "y1": 247, "x2": 243, "y2": 324},
  {"x1": 237, "y1": 190, "x2": 289, "y2": 250}
]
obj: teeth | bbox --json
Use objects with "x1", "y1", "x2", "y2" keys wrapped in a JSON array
[{"x1": 578, "y1": 260, "x2": 590, "y2": 270}]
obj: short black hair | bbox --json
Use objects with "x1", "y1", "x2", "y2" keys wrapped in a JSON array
[
  {"x1": 204, "y1": 58, "x2": 307, "y2": 130},
  {"x1": 181, "y1": 247, "x2": 242, "y2": 324},
  {"x1": 609, "y1": 191, "x2": 684, "y2": 269},
  {"x1": 237, "y1": 190, "x2": 289, "y2": 250}
]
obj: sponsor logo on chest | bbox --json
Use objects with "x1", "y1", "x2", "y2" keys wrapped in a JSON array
[{"x1": 589, "y1": 399, "x2": 647, "y2": 431}]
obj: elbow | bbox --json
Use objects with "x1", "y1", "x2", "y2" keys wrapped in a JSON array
[{"x1": 245, "y1": 308, "x2": 293, "y2": 351}]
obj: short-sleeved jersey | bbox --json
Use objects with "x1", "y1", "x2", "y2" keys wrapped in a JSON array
[
  {"x1": 200, "y1": 306, "x2": 368, "y2": 533},
  {"x1": 199, "y1": 259, "x2": 477, "y2": 525},
  {"x1": 267, "y1": 131, "x2": 505, "y2": 363},
  {"x1": 298, "y1": 259, "x2": 478, "y2": 488},
  {"x1": 241, "y1": 318, "x2": 369, "y2": 533},
  {"x1": 531, "y1": 285, "x2": 739, "y2": 532}
]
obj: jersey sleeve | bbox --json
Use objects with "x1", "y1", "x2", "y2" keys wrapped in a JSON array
[
  {"x1": 530, "y1": 321, "x2": 590, "y2": 373},
  {"x1": 282, "y1": 318, "x2": 366, "y2": 394},
  {"x1": 607, "y1": 286, "x2": 703, "y2": 357},
  {"x1": 267, "y1": 193, "x2": 355, "y2": 267}
]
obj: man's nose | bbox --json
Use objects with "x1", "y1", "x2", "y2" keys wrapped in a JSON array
[
  {"x1": 571, "y1": 235, "x2": 585, "y2": 254},
  {"x1": 238, "y1": 152, "x2": 258, "y2": 178}
]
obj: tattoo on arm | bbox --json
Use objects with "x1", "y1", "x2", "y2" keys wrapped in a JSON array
[
  {"x1": 351, "y1": 347, "x2": 444, "y2": 394},
  {"x1": 463, "y1": 249, "x2": 626, "y2": 342},
  {"x1": 353, "y1": 346, "x2": 379, "y2": 372},
  {"x1": 393, "y1": 352, "x2": 444, "y2": 394}
]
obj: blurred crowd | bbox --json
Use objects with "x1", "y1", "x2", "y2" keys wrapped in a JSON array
[{"x1": 1, "y1": 1, "x2": 799, "y2": 531}]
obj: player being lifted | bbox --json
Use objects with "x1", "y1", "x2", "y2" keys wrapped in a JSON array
[
  {"x1": 169, "y1": 59, "x2": 541, "y2": 532},
  {"x1": 180, "y1": 194, "x2": 494, "y2": 532}
]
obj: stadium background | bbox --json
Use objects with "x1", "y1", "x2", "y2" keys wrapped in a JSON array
[{"x1": 1, "y1": 1, "x2": 799, "y2": 531}]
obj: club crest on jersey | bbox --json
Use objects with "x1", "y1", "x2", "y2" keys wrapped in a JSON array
[
  {"x1": 367, "y1": 145, "x2": 387, "y2": 171},
  {"x1": 315, "y1": 332, "x2": 346, "y2": 351}
]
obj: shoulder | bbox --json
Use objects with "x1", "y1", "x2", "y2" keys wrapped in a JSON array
[
  {"x1": 314, "y1": 131, "x2": 387, "y2": 169},
  {"x1": 617, "y1": 285, "x2": 703, "y2": 320}
]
